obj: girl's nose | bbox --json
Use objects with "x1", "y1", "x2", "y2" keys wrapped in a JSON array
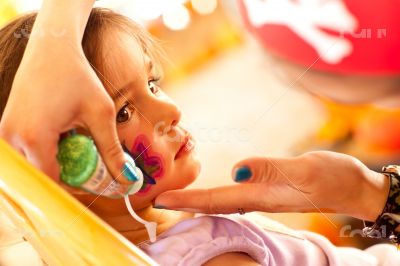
[
  {"x1": 168, "y1": 102, "x2": 182, "y2": 128},
  {"x1": 153, "y1": 98, "x2": 182, "y2": 134}
]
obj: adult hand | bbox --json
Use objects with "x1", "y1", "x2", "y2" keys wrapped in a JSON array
[
  {"x1": 155, "y1": 151, "x2": 390, "y2": 221},
  {"x1": 0, "y1": 0, "x2": 137, "y2": 185}
]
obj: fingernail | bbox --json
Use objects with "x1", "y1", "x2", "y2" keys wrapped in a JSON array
[
  {"x1": 123, "y1": 161, "x2": 139, "y2": 182},
  {"x1": 234, "y1": 166, "x2": 252, "y2": 182},
  {"x1": 153, "y1": 205, "x2": 166, "y2": 209}
]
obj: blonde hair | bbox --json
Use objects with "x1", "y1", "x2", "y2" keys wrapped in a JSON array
[{"x1": 0, "y1": 8, "x2": 163, "y2": 118}]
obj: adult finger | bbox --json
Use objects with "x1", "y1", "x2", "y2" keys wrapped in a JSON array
[
  {"x1": 154, "y1": 182, "x2": 307, "y2": 214},
  {"x1": 83, "y1": 97, "x2": 139, "y2": 185},
  {"x1": 231, "y1": 156, "x2": 303, "y2": 185}
]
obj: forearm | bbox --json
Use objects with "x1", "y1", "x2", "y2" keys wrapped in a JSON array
[{"x1": 29, "y1": 0, "x2": 95, "y2": 46}]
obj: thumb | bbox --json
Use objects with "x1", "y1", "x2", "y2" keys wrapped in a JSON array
[{"x1": 85, "y1": 104, "x2": 139, "y2": 185}]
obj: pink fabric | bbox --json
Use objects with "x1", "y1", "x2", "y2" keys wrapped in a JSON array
[{"x1": 139, "y1": 215, "x2": 395, "y2": 266}]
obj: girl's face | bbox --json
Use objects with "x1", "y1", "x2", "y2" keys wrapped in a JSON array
[{"x1": 77, "y1": 30, "x2": 200, "y2": 215}]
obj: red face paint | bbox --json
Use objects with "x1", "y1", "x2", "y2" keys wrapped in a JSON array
[{"x1": 124, "y1": 135, "x2": 165, "y2": 195}]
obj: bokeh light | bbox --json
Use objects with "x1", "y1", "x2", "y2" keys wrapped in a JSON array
[
  {"x1": 162, "y1": 4, "x2": 190, "y2": 31},
  {"x1": 191, "y1": 0, "x2": 217, "y2": 15}
]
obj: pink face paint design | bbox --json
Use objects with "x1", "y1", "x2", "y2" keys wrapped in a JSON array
[{"x1": 123, "y1": 135, "x2": 165, "y2": 195}]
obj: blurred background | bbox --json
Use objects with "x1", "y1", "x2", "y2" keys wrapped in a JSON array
[{"x1": 2, "y1": 0, "x2": 399, "y2": 251}]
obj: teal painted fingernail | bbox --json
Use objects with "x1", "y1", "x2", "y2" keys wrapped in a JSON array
[
  {"x1": 234, "y1": 166, "x2": 252, "y2": 182},
  {"x1": 123, "y1": 162, "x2": 139, "y2": 181},
  {"x1": 153, "y1": 205, "x2": 166, "y2": 209}
]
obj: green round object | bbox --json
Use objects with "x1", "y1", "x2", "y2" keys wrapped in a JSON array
[{"x1": 57, "y1": 134, "x2": 98, "y2": 187}]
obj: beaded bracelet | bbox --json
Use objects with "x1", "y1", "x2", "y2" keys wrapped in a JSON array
[{"x1": 363, "y1": 165, "x2": 400, "y2": 244}]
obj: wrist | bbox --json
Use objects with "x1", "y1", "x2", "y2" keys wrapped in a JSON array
[
  {"x1": 362, "y1": 165, "x2": 400, "y2": 243},
  {"x1": 359, "y1": 170, "x2": 390, "y2": 222}
]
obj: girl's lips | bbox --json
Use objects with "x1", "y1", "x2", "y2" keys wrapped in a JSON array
[{"x1": 175, "y1": 135, "x2": 195, "y2": 160}]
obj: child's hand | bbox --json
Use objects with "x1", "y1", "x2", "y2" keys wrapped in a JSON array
[{"x1": 155, "y1": 151, "x2": 389, "y2": 222}]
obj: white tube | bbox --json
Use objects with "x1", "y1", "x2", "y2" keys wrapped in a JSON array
[{"x1": 123, "y1": 157, "x2": 157, "y2": 243}]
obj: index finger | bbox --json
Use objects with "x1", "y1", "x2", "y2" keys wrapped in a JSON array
[{"x1": 154, "y1": 184, "x2": 267, "y2": 214}]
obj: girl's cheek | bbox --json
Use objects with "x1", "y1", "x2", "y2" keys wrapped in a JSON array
[{"x1": 123, "y1": 134, "x2": 166, "y2": 195}]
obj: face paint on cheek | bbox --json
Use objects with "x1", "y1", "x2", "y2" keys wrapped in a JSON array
[{"x1": 123, "y1": 135, "x2": 165, "y2": 195}]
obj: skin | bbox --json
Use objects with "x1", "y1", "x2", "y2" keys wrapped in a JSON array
[
  {"x1": 0, "y1": 2, "x2": 265, "y2": 263},
  {"x1": 155, "y1": 56, "x2": 400, "y2": 224},
  {"x1": 0, "y1": 0, "x2": 133, "y2": 186},
  {"x1": 204, "y1": 252, "x2": 261, "y2": 266},
  {"x1": 73, "y1": 30, "x2": 259, "y2": 263},
  {"x1": 156, "y1": 152, "x2": 389, "y2": 221},
  {"x1": 2, "y1": 0, "x2": 398, "y2": 253},
  {"x1": 74, "y1": 30, "x2": 203, "y2": 244}
]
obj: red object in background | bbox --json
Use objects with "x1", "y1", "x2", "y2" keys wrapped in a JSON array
[
  {"x1": 239, "y1": 1, "x2": 400, "y2": 160},
  {"x1": 239, "y1": 0, "x2": 400, "y2": 75}
]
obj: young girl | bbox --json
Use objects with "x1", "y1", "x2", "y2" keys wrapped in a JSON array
[{"x1": 0, "y1": 8, "x2": 398, "y2": 266}]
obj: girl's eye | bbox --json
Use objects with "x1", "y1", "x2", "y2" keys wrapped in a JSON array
[
  {"x1": 148, "y1": 79, "x2": 160, "y2": 94},
  {"x1": 116, "y1": 103, "x2": 134, "y2": 124}
]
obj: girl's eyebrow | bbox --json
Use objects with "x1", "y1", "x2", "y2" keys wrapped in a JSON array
[
  {"x1": 112, "y1": 60, "x2": 154, "y2": 102},
  {"x1": 111, "y1": 84, "x2": 133, "y2": 102}
]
